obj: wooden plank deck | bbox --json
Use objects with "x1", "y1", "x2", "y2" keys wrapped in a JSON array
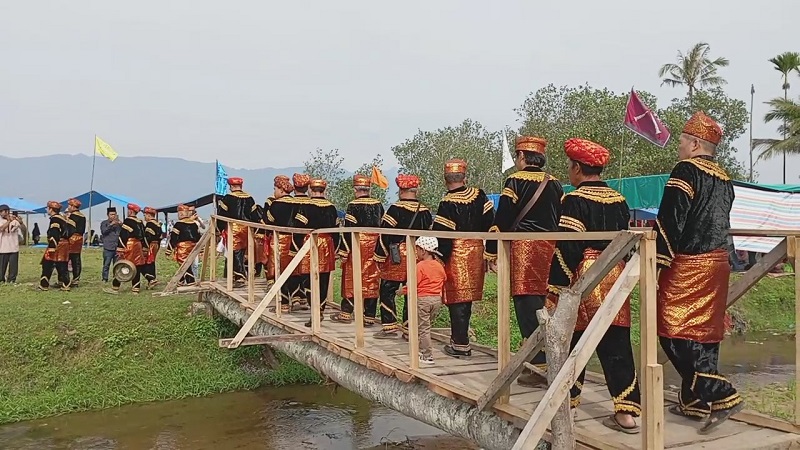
[{"x1": 208, "y1": 279, "x2": 800, "y2": 450}]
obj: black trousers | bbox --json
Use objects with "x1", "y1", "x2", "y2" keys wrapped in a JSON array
[
  {"x1": 448, "y1": 302, "x2": 472, "y2": 351},
  {"x1": 140, "y1": 262, "x2": 157, "y2": 282},
  {"x1": 182, "y1": 266, "x2": 195, "y2": 284},
  {"x1": 379, "y1": 279, "x2": 407, "y2": 331},
  {"x1": 113, "y1": 265, "x2": 143, "y2": 292},
  {"x1": 570, "y1": 326, "x2": 641, "y2": 416},
  {"x1": 232, "y1": 249, "x2": 246, "y2": 281},
  {"x1": 318, "y1": 272, "x2": 331, "y2": 311},
  {"x1": 341, "y1": 296, "x2": 378, "y2": 320},
  {"x1": 69, "y1": 252, "x2": 82, "y2": 283},
  {"x1": 40, "y1": 260, "x2": 70, "y2": 288},
  {"x1": 660, "y1": 337, "x2": 742, "y2": 415},
  {"x1": 0, "y1": 252, "x2": 19, "y2": 283},
  {"x1": 513, "y1": 294, "x2": 547, "y2": 365},
  {"x1": 281, "y1": 275, "x2": 302, "y2": 305}
]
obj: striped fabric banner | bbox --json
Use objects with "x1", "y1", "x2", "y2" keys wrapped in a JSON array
[{"x1": 731, "y1": 183, "x2": 800, "y2": 253}]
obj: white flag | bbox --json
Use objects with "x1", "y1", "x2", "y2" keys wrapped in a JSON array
[{"x1": 501, "y1": 130, "x2": 515, "y2": 173}]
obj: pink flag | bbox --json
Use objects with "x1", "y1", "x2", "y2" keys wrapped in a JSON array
[{"x1": 623, "y1": 89, "x2": 671, "y2": 148}]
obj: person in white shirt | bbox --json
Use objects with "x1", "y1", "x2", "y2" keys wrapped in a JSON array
[{"x1": 0, "y1": 205, "x2": 26, "y2": 283}]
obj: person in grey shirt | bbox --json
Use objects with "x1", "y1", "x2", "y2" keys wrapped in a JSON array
[{"x1": 100, "y1": 207, "x2": 122, "y2": 282}]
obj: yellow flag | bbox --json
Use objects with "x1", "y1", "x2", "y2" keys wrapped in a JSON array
[
  {"x1": 370, "y1": 166, "x2": 389, "y2": 189},
  {"x1": 95, "y1": 136, "x2": 119, "y2": 161}
]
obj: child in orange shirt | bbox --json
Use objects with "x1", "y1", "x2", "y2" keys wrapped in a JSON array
[{"x1": 407, "y1": 236, "x2": 447, "y2": 365}]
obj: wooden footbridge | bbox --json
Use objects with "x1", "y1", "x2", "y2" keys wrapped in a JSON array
[{"x1": 162, "y1": 216, "x2": 800, "y2": 450}]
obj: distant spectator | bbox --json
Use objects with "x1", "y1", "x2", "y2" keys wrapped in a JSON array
[
  {"x1": 32, "y1": 223, "x2": 41, "y2": 245},
  {"x1": 91, "y1": 230, "x2": 100, "y2": 247},
  {"x1": 0, "y1": 205, "x2": 26, "y2": 283},
  {"x1": 100, "y1": 207, "x2": 122, "y2": 282}
]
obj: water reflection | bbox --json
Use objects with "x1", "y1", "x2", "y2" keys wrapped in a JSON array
[{"x1": 0, "y1": 386, "x2": 472, "y2": 450}]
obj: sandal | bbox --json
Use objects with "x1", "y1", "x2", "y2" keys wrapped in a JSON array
[
  {"x1": 602, "y1": 415, "x2": 640, "y2": 435},
  {"x1": 699, "y1": 402, "x2": 744, "y2": 434},
  {"x1": 668, "y1": 404, "x2": 706, "y2": 422}
]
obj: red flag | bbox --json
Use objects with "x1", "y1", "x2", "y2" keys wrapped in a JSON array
[{"x1": 623, "y1": 89, "x2": 671, "y2": 148}]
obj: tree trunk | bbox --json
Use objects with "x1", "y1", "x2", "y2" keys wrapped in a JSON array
[{"x1": 202, "y1": 291, "x2": 542, "y2": 450}]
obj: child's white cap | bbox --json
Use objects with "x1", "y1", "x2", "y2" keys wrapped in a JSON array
[{"x1": 416, "y1": 236, "x2": 442, "y2": 257}]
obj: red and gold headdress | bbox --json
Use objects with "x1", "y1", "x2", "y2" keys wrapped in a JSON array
[
  {"x1": 683, "y1": 111, "x2": 722, "y2": 145},
  {"x1": 353, "y1": 174, "x2": 370, "y2": 187},
  {"x1": 396, "y1": 174, "x2": 420, "y2": 189},
  {"x1": 47, "y1": 201, "x2": 62, "y2": 211},
  {"x1": 564, "y1": 138, "x2": 610, "y2": 167},
  {"x1": 515, "y1": 136, "x2": 547, "y2": 155},
  {"x1": 127, "y1": 203, "x2": 141, "y2": 213},
  {"x1": 67, "y1": 198, "x2": 81, "y2": 208},
  {"x1": 227, "y1": 177, "x2": 244, "y2": 186},
  {"x1": 310, "y1": 178, "x2": 328, "y2": 189},
  {"x1": 274, "y1": 175, "x2": 294, "y2": 193},
  {"x1": 144, "y1": 206, "x2": 157, "y2": 215},
  {"x1": 444, "y1": 158, "x2": 467, "y2": 174},
  {"x1": 177, "y1": 204, "x2": 190, "y2": 212},
  {"x1": 292, "y1": 173, "x2": 311, "y2": 189}
]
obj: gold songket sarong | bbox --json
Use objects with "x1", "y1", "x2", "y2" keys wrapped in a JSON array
[
  {"x1": 264, "y1": 234, "x2": 276, "y2": 280},
  {"x1": 443, "y1": 238, "x2": 485, "y2": 305},
  {"x1": 228, "y1": 223, "x2": 248, "y2": 251},
  {"x1": 378, "y1": 241, "x2": 408, "y2": 282},
  {"x1": 547, "y1": 249, "x2": 630, "y2": 330},
  {"x1": 44, "y1": 239, "x2": 70, "y2": 262},
  {"x1": 174, "y1": 241, "x2": 195, "y2": 264},
  {"x1": 253, "y1": 234, "x2": 268, "y2": 265},
  {"x1": 277, "y1": 234, "x2": 294, "y2": 271},
  {"x1": 293, "y1": 234, "x2": 334, "y2": 275},
  {"x1": 511, "y1": 240, "x2": 556, "y2": 296},
  {"x1": 68, "y1": 234, "x2": 83, "y2": 254},
  {"x1": 119, "y1": 238, "x2": 145, "y2": 266},
  {"x1": 145, "y1": 241, "x2": 160, "y2": 264},
  {"x1": 658, "y1": 249, "x2": 730, "y2": 343},
  {"x1": 342, "y1": 232, "x2": 380, "y2": 299}
]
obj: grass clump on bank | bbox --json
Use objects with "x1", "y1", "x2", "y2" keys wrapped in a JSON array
[{"x1": 0, "y1": 248, "x2": 320, "y2": 425}]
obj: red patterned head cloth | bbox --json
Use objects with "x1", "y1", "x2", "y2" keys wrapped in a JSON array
[
  {"x1": 177, "y1": 204, "x2": 190, "y2": 212},
  {"x1": 144, "y1": 206, "x2": 157, "y2": 215},
  {"x1": 444, "y1": 158, "x2": 467, "y2": 174},
  {"x1": 127, "y1": 203, "x2": 141, "y2": 213},
  {"x1": 47, "y1": 200, "x2": 62, "y2": 211},
  {"x1": 683, "y1": 111, "x2": 723, "y2": 145},
  {"x1": 227, "y1": 176, "x2": 244, "y2": 186},
  {"x1": 67, "y1": 198, "x2": 81, "y2": 208},
  {"x1": 353, "y1": 174, "x2": 370, "y2": 187},
  {"x1": 564, "y1": 138, "x2": 610, "y2": 167},
  {"x1": 292, "y1": 173, "x2": 311, "y2": 189},
  {"x1": 396, "y1": 174, "x2": 420, "y2": 189},
  {"x1": 515, "y1": 136, "x2": 547, "y2": 155},
  {"x1": 274, "y1": 175, "x2": 294, "y2": 193},
  {"x1": 310, "y1": 178, "x2": 328, "y2": 189}
]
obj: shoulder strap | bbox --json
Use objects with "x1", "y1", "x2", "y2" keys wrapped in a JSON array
[
  {"x1": 409, "y1": 201, "x2": 422, "y2": 229},
  {"x1": 510, "y1": 175, "x2": 550, "y2": 231}
]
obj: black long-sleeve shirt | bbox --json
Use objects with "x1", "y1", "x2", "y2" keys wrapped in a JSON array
[
  {"x1": 431, "y1": 186, "x2": 495, "y2": 263},
  {"x1": 338, "y1": 196, "x2": 384, "y2": 257},
  {"x1": 374, "y1": 199, "x2": 433, "y2": 263}
]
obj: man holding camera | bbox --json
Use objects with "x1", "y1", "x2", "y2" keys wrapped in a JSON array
[{"x1": 0, "y1": 204, "x2": 26, "y2": 284}]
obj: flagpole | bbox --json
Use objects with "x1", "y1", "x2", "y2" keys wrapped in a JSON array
[
  {"x1": 87, "y1": 136, "x2": 97, "y2": 247},
  {"x1": 618, "y1": 131, "x2": 625, "y2": 197}
]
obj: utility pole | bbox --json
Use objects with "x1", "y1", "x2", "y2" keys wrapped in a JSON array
[{"x1": 749, "y1": 84, "x2": 755, "y2": 183}]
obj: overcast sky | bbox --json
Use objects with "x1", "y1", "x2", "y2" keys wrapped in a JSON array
[{"x1": 1, "y1": 0, "x2": 798, "y2": 182}]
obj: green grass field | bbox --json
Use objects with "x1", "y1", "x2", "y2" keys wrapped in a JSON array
[
  {"x1": 1, "y1": 246, "x2": 796, "y2": 424},
  {"x1": 0, "y1": 247, "x2": 320, "y2": 425}
]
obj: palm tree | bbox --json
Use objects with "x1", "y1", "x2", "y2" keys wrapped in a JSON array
[
  {"x1": 658, "y1": 42, "x2": 730, "y2": 104},
  {"x1": 754, "y1": 96, "x2": 800, "y2": 161},
  {"x1": 768, "y1": 52, "x2": 800, "y2": 183}
]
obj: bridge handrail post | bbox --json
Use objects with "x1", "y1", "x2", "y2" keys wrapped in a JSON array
[
  {"x1": 226, "y1": 221, "x2": 234, "y2": 291},
  {"x1": 272, "y1": 230, "x2": 281, "y2": 317},
  {"x1": 352, "y1": 231, "x2": 365, "y2": 348},
  {"x1": 247, "y1": 226, "x2": 255, "y2": 304},
  {"x1": 310, "y1": 234, "x2": 322, "y2": 335},
  {"x1": 638, "y1": 232, "x2": 664, "y2": 450},
  {"x1": 496, "y1": 238, "x2": 512, "y2": 404},
  {"x1": 406, "y1": 235, "x2": 420, "y2": 370}
]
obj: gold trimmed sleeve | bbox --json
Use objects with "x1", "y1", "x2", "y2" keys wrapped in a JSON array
[
  {"x1": 345, "y1": 214, "x2": 357, "y2": 224},
  {"x1": 433, "y1": 215, "x2": 456, "y2": 230},
  {"x1": 381, "y1": 213, "x2": 398, "y2": 228},
  {"x1": 483, "y1": 201, "x2": 494, "y2": 214},
  {"x1": 665, "y1": 177, "x2": 695, "y2": 199},
  {"x1": 558, "y1": 215, "x2": 586, "y2": 233},
  {"x1": 501, "y1": 187, "x2": 519, "y2": 204},
  {"x1": 294, "y1": 213, "x2": 308, "y2": 225},
  {"x1": 217, "y1": 200, "x2": 228, "y2": 211}
]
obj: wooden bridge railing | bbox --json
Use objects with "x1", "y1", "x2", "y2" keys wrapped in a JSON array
[{"x1": 169, "y1": 215, "x2": 800, "y2": 450}]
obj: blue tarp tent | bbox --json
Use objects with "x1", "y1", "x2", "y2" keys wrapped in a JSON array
[
  {"x1": 0, "y1": 197, "x2": 41, "y2": 213},
  {"x1": 32, "y1": 191, "x2": 143, "y2": 213}
]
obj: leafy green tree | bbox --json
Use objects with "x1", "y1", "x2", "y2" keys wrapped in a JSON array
[
  {"x1": 754, "y1": 96, "x2": 800, "y2": 162},
  {"x1": 391, "y1": 119, "x2": 502, "y2": 207},
  {"x1": 330, "y1": 154, "x2": 390, "y2": 208},
  {"x1": 514, "y1": 84, "x2": 747, "y2": 181},
  {"x1": 659, "y1": 42, "x2": 729, "y2": 104}
]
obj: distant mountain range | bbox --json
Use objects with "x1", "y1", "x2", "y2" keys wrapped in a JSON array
[{"x1": 1, "y1": 154, "x2": 398, "y2": 230}]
